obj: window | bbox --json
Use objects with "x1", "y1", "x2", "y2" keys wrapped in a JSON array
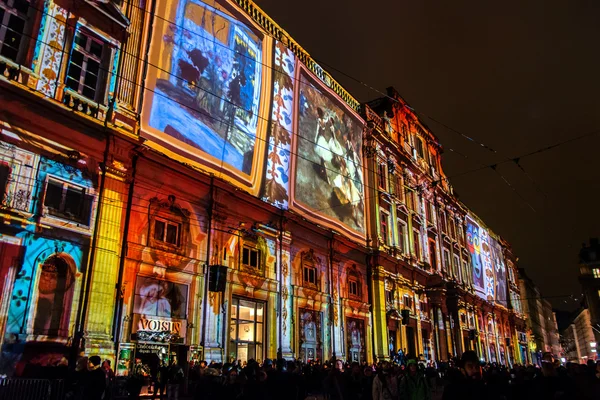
[
  {"x1": 43, "y1": 178, "x2": 94, "y2": 225},
  {"x1": 395, "y1": 174, "x2": 404, "y2": 201},
  {"x1": 230, "y1": 297, "x2": 264, "y2": 363},
  {"x1": 385, "y1": 289, "x2": 394, "y2": 304},
  {"x1": 377, "y1": 162, "x2": 387, "y2": 190},
  {"x1": 348, "y1": 277, "x2": 360, "y2": 298},
  {"x1": 453, "y1": 255, "x2": 460, "y2": 280},
  {"x1": 449, "y1": 218, "x2": 456, "y2": 239},
  {"x1": 428, "y1": 240, "x2": 437, "y2": 270},
  {"x1": 425, "y1": 201, "x2": 433, "y2": 224},
  {"x1": 397, "y1": 220, "x2": 407, "y2": 254},
  {"x1": 66, "y1": 28, "x2": 112, "y2": 103},
  {"x1": 440, "y1": 212, "x2": 447, "y2": 233},
  {"x1": 458, "y1": 225, "x2": 465, "y2": 246},
  {"x1": 242, "y1": 246, "x2": 261, "y2": 270},
  {"x1": 413, "y1": 230, "x2": 421, "y2": 260},
  {"x1": 0, "y1": 163, "x2": 10, "y2": 204},
  {"x1": 593, "y1": 268, "x2": 600, "y2": 278},
  {"x1": 415, "y1": 137, "x2": 424, "y2": 158},
  {"x1": 462, "y1": 261, "x2": 469, "y2": 283},
  {"x1": 303, "y1": 262, "x2": 318, "y2": 287},
  {"x1": 380, "y1": 210, "x2": 389, "y2": 246},
  {"x1": 0, "y1": 0, "x2": 31, "y2": 62},
  {"x1": 442, "y1": 249, "x2": 451, "y2": 273},
  {"x1": 403, "y1": 294, "x2": 413, "y2": 310},
  {"x1": 153, "y1": 217, "x2": 181, "y2": 247}
]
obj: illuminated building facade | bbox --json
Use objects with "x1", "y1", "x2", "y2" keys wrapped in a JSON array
[
  {"x1": 578, "y1": 238, "x2": 600, "y2": 349},
  {"x1": 518, "y1": 268, "x2": 562, "y2": 363},
  {"x1": 0, "y1": 0, "x2": 528, "y2": 375},
  {"x1": 363, "y1": 88, "x2": 527, "y2": 365}
]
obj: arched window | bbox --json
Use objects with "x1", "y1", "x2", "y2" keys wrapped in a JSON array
[{"x1": 33, "y1": 254, "x2": 75, "y2": 337}]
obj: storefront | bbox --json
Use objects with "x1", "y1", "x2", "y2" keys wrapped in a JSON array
[{"x1": 228, "y1": 297, "x2": 265, "y2": 363}]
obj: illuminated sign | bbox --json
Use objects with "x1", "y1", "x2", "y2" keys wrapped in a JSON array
[{"x1": 132, "y1": 314, "x2": 186, "y2": 341}]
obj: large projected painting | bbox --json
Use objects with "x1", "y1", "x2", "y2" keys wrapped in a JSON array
[
  {"x1": 142, "y1": 0, "x2": 270, "y2": 192},
  {"x1": 491, "y1": 238, "x2": 507, "y2": 307},
  {"x1": 466, "y1": 216, "x2": 495, "y2": 302},
  {"x1": 291, "y1": 69, "x2": 365, "y2": 238}
]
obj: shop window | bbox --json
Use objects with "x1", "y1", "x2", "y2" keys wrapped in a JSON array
[
  {"x1": 303, "y1": 262, "x2": 318, "y2": 288},
  {"x1": 242, "y1": 246, "x2": 261, "y2": 271},
  {"x1": 593, "y1": 268, "x2": 600, "y2": 278},
  {"x1": 153, "y1": 217, "x2": 181, "y2": 247},
  {"x1": 43, "y1": 178, "x2": 94, "y2": 226},
  {"x1": 229, "y1": 297, "x2": 264, "y2": 363},
  {"x1": 377, "y1": 162, "x2": 387, "y2": 190},
  {"x1": 0, "y1": 0, "x2": 32, "y2": 63},
  {"x1": 66, "y1": 28, "x2": 113, "y2": 104},
  {"x1": 380, "y1": 210, "x2": 389, "y2": 246}
]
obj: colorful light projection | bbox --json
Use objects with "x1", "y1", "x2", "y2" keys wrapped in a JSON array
[
  {"x1": 490, "y1": 237, "x2": 508, "y2": 307},
  {"x1": 133, "y1": 276, "x2": 188, "y2": 319},
  {"x1": 290, "y1": 68, "x2": 365, "y2": 239},
  {"x1": 141, "y1": 0, "x2": 271, "y2": 194},
  {"x1": 466, "y1": 216, "x2": 495, "y2": 302}
]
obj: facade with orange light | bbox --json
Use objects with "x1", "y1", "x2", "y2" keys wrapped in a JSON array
[{"x1": 0, "y1": 0, "x2": 527, "y2": 376}]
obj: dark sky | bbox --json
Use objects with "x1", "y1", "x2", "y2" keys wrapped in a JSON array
[{"x1": 254, "y1": 0, "x2": 600, "y2": 310}]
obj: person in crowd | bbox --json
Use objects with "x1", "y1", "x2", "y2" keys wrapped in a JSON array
[
  {"x1": 128, "y1": 357, "x2": 150, "y2": 400},
  {"x1": 167, "y1": 357, "x2": 184, "y2": 400},
  {"x1": 102, "y1": 359, "x2": 115, "y2": 400},
  {"x1": 399, "y1": 359, "x2": 431, "y2": 400},
  {"x1": 372, "y1": 361, "x2": 398, "y2": 400},
  {"x1": 442, "y1": 351, "x2": 488, "y2": 400},
  {"x1": 84, "y1": 356, "x2": 107, "y2": 400},
  {"x1": 152, "y1": 360, "x2": 168, "y2": 400}
]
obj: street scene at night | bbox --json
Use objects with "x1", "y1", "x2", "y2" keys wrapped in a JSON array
[{"x1": 0, "y1": 0, "x2": 599, "y2": 399}]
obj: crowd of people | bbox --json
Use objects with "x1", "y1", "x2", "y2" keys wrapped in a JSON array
[{"x1": 10, "y1": 351, "x2": 600, "y2": 400}]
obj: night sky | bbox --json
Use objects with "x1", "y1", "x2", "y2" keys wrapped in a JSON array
[{"x1": 254, "y1": 0, "x2": 600, "y2": 310}]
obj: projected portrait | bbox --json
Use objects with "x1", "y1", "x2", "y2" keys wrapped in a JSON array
[
  {"x1": 133, "y1": 276, "x2": 188, "y2": 319},
  {"x1": 293, "y1": 72, "x2": 365, "y2": 233},
  {"x1": 491, "y1": 239, "x2": 507, "y2": 306},
  {"x1": 144, "y1": 0, "x2": 266, "y2": 177},
  {"x1": 467, "y1": 221, "x2": 484, "y2": 290}
]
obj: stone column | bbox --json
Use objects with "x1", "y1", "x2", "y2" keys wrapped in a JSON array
[
  {"x1": 371, "y1": 265, "x2": 389, "y2": 361},
  {"x1": 84, "y1": 165, "x2": 128, "y2": 359}
]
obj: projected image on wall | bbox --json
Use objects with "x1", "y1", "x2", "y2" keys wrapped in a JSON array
[
  {"x1": 147, "y1": 0, "x2": 262, "y2": 174},
  {"x1": 294, "y1": 72, "x2": 365, "y2": 233}
]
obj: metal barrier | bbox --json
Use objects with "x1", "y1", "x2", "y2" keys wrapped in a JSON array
[{"x1": 0, "y1": 378, "x2": 64, "y2": 400}]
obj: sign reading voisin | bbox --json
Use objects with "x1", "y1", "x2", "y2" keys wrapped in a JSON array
[{"x1": 132, "y1": 314, "x2": 186, "y2": 339}]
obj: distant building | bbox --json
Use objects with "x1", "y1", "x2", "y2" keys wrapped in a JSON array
[
  {"x1": 518, "y1": 268, "x2": 562, "y2": 363},
  {"x1": 562, "y1": 308, "x2": 597, "y2": 362},
  {"x1": 579, "y1": 238, "x2": 600, "y2": 348}
]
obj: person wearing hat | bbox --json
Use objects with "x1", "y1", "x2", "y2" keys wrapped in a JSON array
[
  {"x1": 399, "y1": 359, "x2": 431, "y2": 400},
  {"x1": 85, "y1": 355, "x2": 107, "y2": 400}
]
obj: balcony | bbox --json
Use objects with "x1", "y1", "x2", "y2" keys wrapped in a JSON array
[{"x1": 0, "y1": 56, "x2": 38, "y2": 89}]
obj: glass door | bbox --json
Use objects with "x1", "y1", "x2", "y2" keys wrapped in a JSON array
[{"x1": 229, "y1": 297, "x2": 264, "y2": 364}]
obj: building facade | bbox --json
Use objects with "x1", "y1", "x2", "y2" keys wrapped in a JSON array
[
  {"x1": 0, "y1": 0, "x2": 528, "y2": 375},
  {"x1": 518, "y1": 268, "x2": 562, "y2": 364},
  {"x1": 562, "y1": 308, "x2": 597, "y2": 363},
  {"x1": 578, "y1": 238, "x2": 600, "y2": 346}
]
